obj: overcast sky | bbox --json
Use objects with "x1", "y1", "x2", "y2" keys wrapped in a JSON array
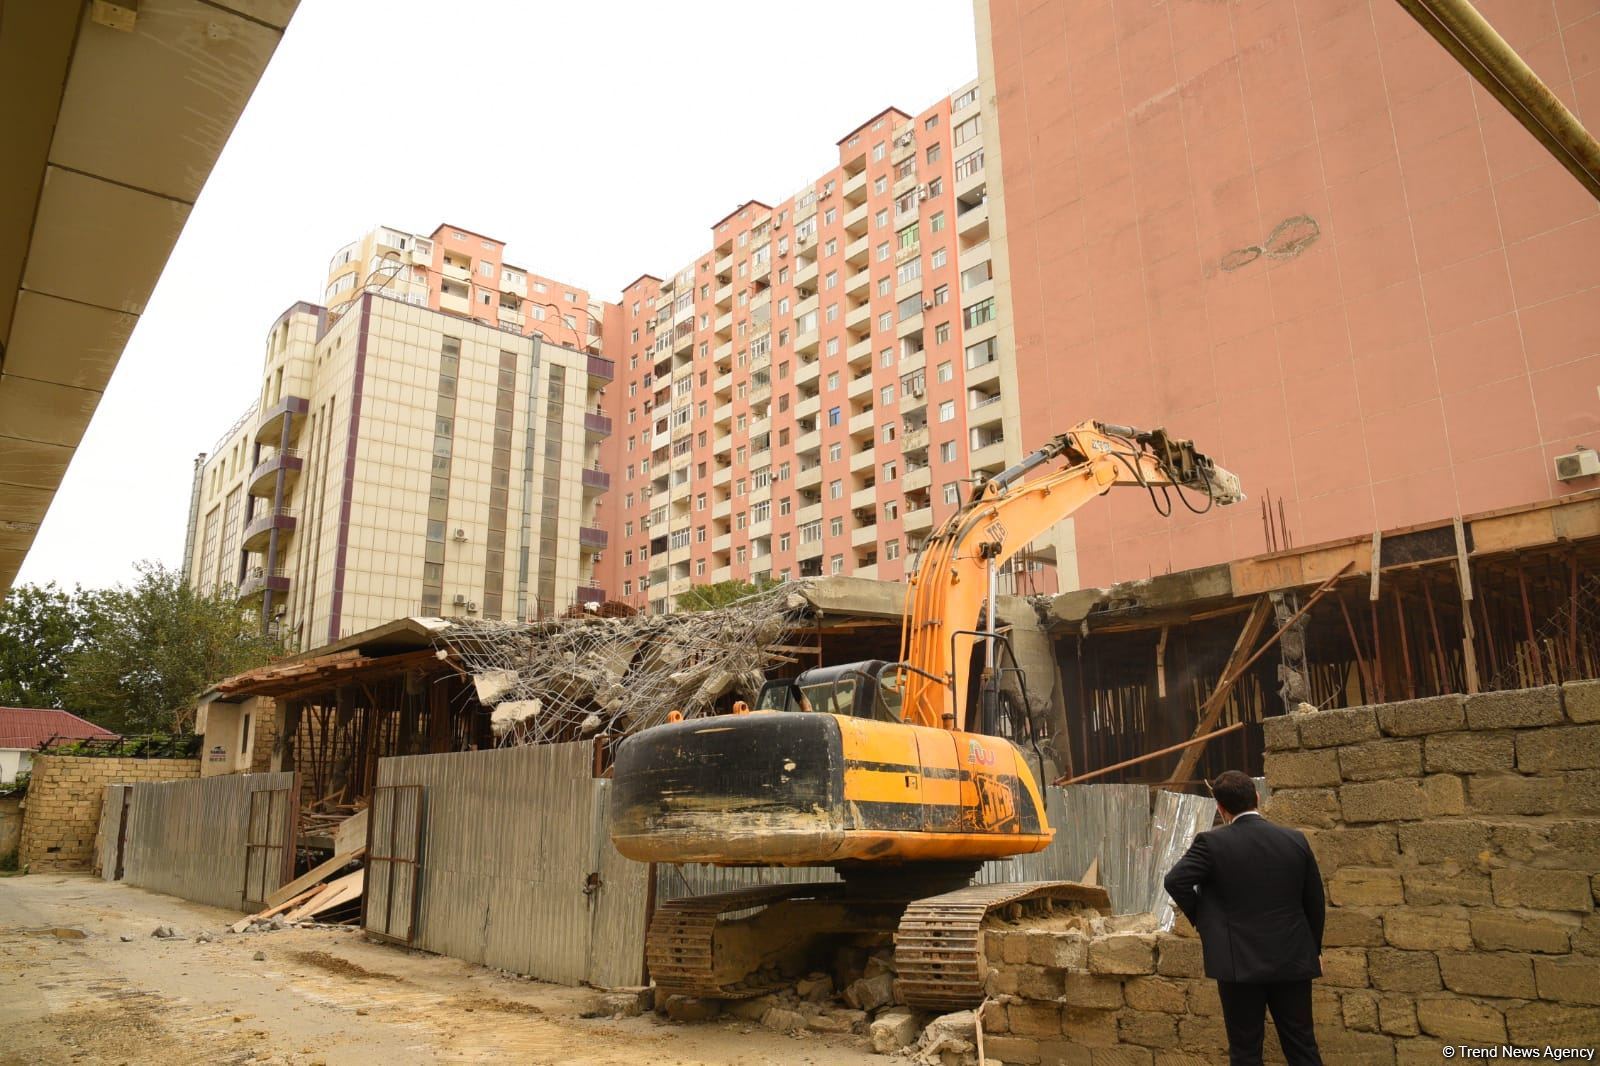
[{"x1": 18, "y1": 0, "x2": 980, "y2": 591}]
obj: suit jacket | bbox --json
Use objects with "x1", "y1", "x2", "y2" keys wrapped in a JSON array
[{"x1": 1163, "y1": 813, "x2": 1325, "y2": 983}]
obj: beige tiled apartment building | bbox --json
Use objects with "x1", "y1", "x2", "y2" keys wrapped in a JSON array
[{"x1": 185, "y1": 260, "x2": 612, "y2": 649}]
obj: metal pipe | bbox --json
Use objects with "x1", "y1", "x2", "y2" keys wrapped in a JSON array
[{"x1": 1397, "y1": 0, "x2": 1600, "y2": 198}]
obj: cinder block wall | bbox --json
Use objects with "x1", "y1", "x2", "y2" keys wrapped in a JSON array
[
  {"x1": 18, "y1": 755, "x2": 200, "y2": 872},
  {"x1": 976, "y1": 681, "x2": 1600, "y2": 1064}
]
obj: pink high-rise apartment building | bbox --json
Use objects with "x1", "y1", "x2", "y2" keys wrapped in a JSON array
[{"x1": 598, "y1": 82, "x2": 1011, "y2": 612}]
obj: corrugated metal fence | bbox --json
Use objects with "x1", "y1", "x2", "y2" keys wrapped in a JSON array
[
  {"x1": 120, "y1": 772, "x2": 297, "y2": 911},
  {"x1": 371, "y1": 743, "x2": 648, "y2": 989},
  {"x1": 93, "y1": 784, "x2": 129, "y2": 881}
]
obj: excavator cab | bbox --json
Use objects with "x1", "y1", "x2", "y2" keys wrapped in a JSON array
[{"x1": 753, "y1": 660, "x2": 903, "y2": 723}]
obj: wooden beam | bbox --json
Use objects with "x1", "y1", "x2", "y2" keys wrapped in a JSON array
[
  {"x1": 1166, "y1": 562, "x2": 1355, "y2": 785},
  {"x1": 262, "y1": 847, "x2": 365, "y2": 910},
  {"x1": 1455, "y1": 517, "x2": 1480, "y2": 693},
  {"x1": 1058, "y1": 721, "x2": 1246, "y2": 785}
]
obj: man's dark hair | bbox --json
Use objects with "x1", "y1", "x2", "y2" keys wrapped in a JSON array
[{"x1": 1210, "y1": 770, "x2": 1258, "y2": 815}]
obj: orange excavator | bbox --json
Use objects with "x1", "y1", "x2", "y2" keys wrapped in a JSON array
[{"x1": 610, "y1": 419, "x2": 1242, "y2": 1009}]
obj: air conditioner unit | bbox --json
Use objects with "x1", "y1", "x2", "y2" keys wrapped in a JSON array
[
  {"x1": 1555, "y1": 446, "x2": 1600, "y2": 481},
  {"x1": 452, "y1": 593, "x2": 467, "y2": 606},
  {"x1": 593, "y1": 552, "x2": 604, "y2": 563},
  {"x1": 922, "y1": 300, "x2": 935, "y2": 310},
  {"x1": 465, "y1": 601, "x2": 478, "y2": 612},
  {"x1": 453, "y1": 528, "x2": 467, "y2": 541},
  {"x1": 917, "y1": 185, "x2": 931, "y2": 201}
]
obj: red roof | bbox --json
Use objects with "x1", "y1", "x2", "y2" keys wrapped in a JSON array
[{"x1": 0, "y1": 707, "x2": 118, "y2": 750}]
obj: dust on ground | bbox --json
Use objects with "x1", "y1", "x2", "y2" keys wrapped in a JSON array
[{"x1": 0, "y1": 873, "x2": 882, "y2": 1066}]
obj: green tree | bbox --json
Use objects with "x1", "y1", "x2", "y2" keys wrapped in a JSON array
[
  {"x1": 0, "y1": 582, "x2": 92, "y2": 708},
  {"x1": 676, "y1": 577, "x2": 780, "y2": 612},
  {"x1": 61, "y1": 562, "x2": 279, "y2": 734}
]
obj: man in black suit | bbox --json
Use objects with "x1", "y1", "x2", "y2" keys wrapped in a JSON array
[{"x1": 1163, "y1": 771, "x2": 1325, "y2": 1066}]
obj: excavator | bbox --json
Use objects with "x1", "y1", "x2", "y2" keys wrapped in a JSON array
[{"x1": 610, "y1": 419, "x2": 1243, "y2": 1009}]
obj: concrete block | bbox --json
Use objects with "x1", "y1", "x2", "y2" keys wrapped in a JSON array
[
  {"x1": 1299, "y1": 707, "x2": 1381, "y2": 748},
  {"x1": 1155, "y1": 937, "x2": 1202, "y2": 979},
  {"x1": 1517, "y1": 724, "x2": 1600, "y2": 772},
  {"x1": 1383, "y1": 909, "x2": 1472, "y2": 951},
  {"x1": 1402, "y1": 868, "x2": 1493, "y2": 907},
  {"x1": 1263, "y1": 787, "x2": 1341, "y2": 829},
  {"x1": 1176, "y1": 1014, "x2": 1229, "y2": 1050},
  {"x1": 1329, "y1": 867, "x2": 1405, "y2": 907},
  {"x1": 985, "y1": 1034, "x2": 1042, "y2": 1064},
  {"x1": 760, "y1": 1006, "x2": 806, "y2": 1033},
  {"x1": 1533, "y1": 957, "x2": 1600, "y2": 1005},
  {"x1": 1264, "y1": 749, "x2": 1342, "y2": 788},
  {"x1": 1262, "y1": 714, "x2": 1301, "y2": 752},
  {"x1": 1377, "y1": 994, "x2": 1419, "y2": 1037},
  {"x1": 1491, "y1": 867, "x2": 1594, "y2": 912},
  {"x1": 1118, "y1": 1010, "x2": 1178, "y2": 1049},
  {"x1": 1565, "y1": 769, "x2": 1600, "y2": 813},
  {"x1": 1465, "y1": 686, "x2": 1563, "y2": 730},
  {"x1": 1186, "y1": 980, "x2": 1222, "y2": 1016},
  {"x1": 1122, "y1": 977, "x2": 1187, "y2": 1014},
  {"x1": 1470, "y1": 910, "x2": 1576, "y2": 954},
  {"x1": 1376, "y1": 695, "x2": 1466, "y2": 737},
  {"x1": 1304, "y1": 826, "x2": 1400, "y2": 870},
  {"x1": 1318, "y1": 947, "x2": 1370, "y2": 988},
  {"x1": 1563, "y1": 680, "x2": 1600, "y2": 723},
  {"x1": 1437, "y1": 951, "x2": 1536, "y2": 998},
  {"x1": 1504, "y1": 1001, "x2": 1600, "y2": 1046},
  {"x1": 1339, "y1": 777, "x2": 1461, "y2": 824},
  {"x1": 1340, "y1": 989, "x2": 1379, "y2": 1032},
  {"x1": 1000, "y1": 930, "x2": 1031, "y2": 964},
  {"x1": 1324, "y1": 908, "x2": 1385, "y2": 947},
  {"x1": 1469, "y1": 772, "x2": 1562, "y2": 815},
  {"x1": 662, "y1": 996, "x2": 721, "y2": 1023},
  {"x1": 1015, "y1": 964, "x2": 1063, "y2": 1000},
  {"x1": 869, "y1": 1007, "x2": 918, "y2": 1052},
  {"x1": 1395, "y1": 819, "x2": 1490, "y2": 864},
  {"x1": 1338, "y1": 740, "x2": 1423, "y2": 782},
  {"x1": 1087, "y1": 934, "x2": 1156, "y2": 975},
  {"x1": 1424, "y1": 731, "x2": 1515, "y2": 773},
  {"x1": 1062, "y1": 1006, "x2": 1119, "y2": 1045},
  {"x1": 1028, "y1": 929, "x2": 1088, "y2": 970},
  {"x1": 1007, "y1": 1002, "x2": 1061, "y2": 1038},
  {"x1": 1062, "y1": 973, "x2": 1125, "y2": 1009},
  {"x1": 1415, "y1": 995, "x2": 1506, "y2": 1045},
  {"x1": 1367, "y1": 949, "x2": 1442, "y2": 992}
]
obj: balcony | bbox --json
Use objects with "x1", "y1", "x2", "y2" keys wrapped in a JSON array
[
  {"x1": 852, "y1": 523, "x2": 878, "y2": 549},
  {"x1": 847, "y1": 373, "x2": 875, "y2": 401},
  {"x1": 848, "y1": 409, "x2": 876, "y2": 437},
  {"x1": 845, "y1": 235, "x2": 869, "y2": 268},
  {"x1": 795, "y1": 359, "x2": 821, "y2": 388},
  {"x1": 584, "y1": 411, "x2": 613, "y2": 438},
  {"x1": 843, "y1": 169, "x2": 868, "y2": 204},
  {"x1": 253, "y1": 395, "x2": 308, "y2": 445},
  {"x1": 969, "y1": 392, "x2": 1004, "y2": 427},
  {"x1": 247, "y1": 449, "x2": 302, "y2": 497},
  {"x1": 238, "y1": 566, "x2": 289, "y2": 602},
  {"x1": 902, "y1": 426, "x2": 929, "y2": 454},
  {"x1": 845, "y1": 268, "x2": 869, "y2": 297},
  {"x1": 971, "y1": 438, "x2": 1008, "y2": 472},
  {"x1": 241, "y1": 507, "x2": 296, "y2": 552},
  {"x1": 847, "y1": 338, "x2": 873, "y2": 367},
  {"x1": 850, "y1": 484, "x2": 878, "y2": 511},
  {"x1": 904, "y1": 505, "x2": 934, "y2": 533},
  {"x1": 849, "y1": 447, "x2": 876, "y2": 473},
  {"x1": 846, "y1": 302, "x2": 872, "y2": 334},
  {"x1": 587, "y1": 354, "x2": 616, "y2": 382},
  {"x1": 795, "y1": 394, "x2": 821, "y2": 420},
  {"x1": 844, "y1": 202, "x2": 869, "y2": 237},
  {"x1": 966, "y1": 353, "x2": 1001, "y2": 387},
  {"x1": 903, "y1": 465, "x2": 932, "y2": 493},
  {"x1": 578, "y1": 526, "x2": 609, "y2": 553},
  {"x1": 958, "y1": 199, "x2": 990, "y2": 240},
  {"x1": 581, "y1": 467, "x2": 611, "y2": 494},
  {"x1": 797, "y1": 464, "x2": 823, "y2": 490},
  {"x1": 795, "y1": 328, "x2": 819, "y2": 356}
]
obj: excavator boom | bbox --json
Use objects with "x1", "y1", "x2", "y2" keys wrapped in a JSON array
[{"x1": 900, "y1": 420, "x2": 1241, "y2": 731}]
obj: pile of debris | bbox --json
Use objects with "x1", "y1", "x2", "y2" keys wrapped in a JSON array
[
  {"x1": 444, "y1": 581, "x2": 809, "y2": 745},
  {"x1": 231, "y1": 846, "x2": 366, "y2": 933}
]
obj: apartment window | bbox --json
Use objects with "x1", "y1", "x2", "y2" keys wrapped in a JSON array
[
  {"x1": 925, "y1": 114, "x2": 939, "y2": 131},
  {"x1": 886, "y1": 539, "x2": 901, "y2": 561},
  {"x1": 696, "y1": 493, "x2": 707, "y2": 511},
  {"x1": 954, "y1": 114, "x2": 982, "y2": 145},
  {"x1": 625, "y1": 521, "x2": 634, "y2": 537},
  {"x1": 941, "y1": 441, "x2": 958, "y2": 462},
  {"x1": 827, "y1": 371, "x2": 840, "y2": 391},
  {"x1": 831, "y1": 554, "x2": 845, "y2": 575},
  {"x1": 926, "y1": 143, "x2": 943, "y2": 164},
  {"x1": 624, "y1": 580, "x2": 633, "y2": 596},
  {"x1": 944, "y1": 482, "x2": 961, "y2": 504},
  {"x1": 897, "y1": 223, "x2": 919, "y2": 250},
  {"x1": 696, "y1": 560, "x2": 706, "y2": 576},
  {"x1": 532, "y1": 280, "x2": 546, "y2": 292},
  {"x1": 828, "y1": 442, "x2": 843, "y2": 462},
  {"x1": 779, "y1": 328, "x2": 790, "y2": 347},
  {"x1": 896, "y1": 190, "x2": 918, "y2": 215},
  {"x1": 935, "y1": 322, "x2": 951, "y2": 344},
  {"x1": 876, "y1": 242, "x2": 890, "y2": 261},
  {"x1": 824, "y1": 209, "x2": 837, "y2": 227},
  {"x1": 830, "y1": 517, "x2": 844, "y2": 537},
  {"x1": 954, "y1": 86, "x2": 978, "y2": 110},
  {"x1": 929, "y1": 212, "x2": 946, "y2": 233},
  {"x1": 827, "y1": 337, "x2": 839, "y2": 357},
  {"x1": 828, "y1": 406, "x2": 842, "y2": 426},
  {"x1": 964, "y1": 298, "x2": 996, "y2": 329},
  {"x1": 928, "y1": 177, "x2": 943, "y2": 198},
  {"x1": 955, "y1": 149, "x2": 984, "y2": 181},
  {"x1": 872, "y1": 142, "x2": 886, "y2": 161},
  {"x1": 937, "y1": 361, "x2": 953, "y2": 383},
  {"x1": 877, "y1": 277, "x2": 892, "y2": 297},
  {"x1": 961, "y1": 261, "x2": 992, "y2": 291},
  {"x1": 801, "y1": 520, "x2": 822, "y2": 543},
  {"x1": 829, "y1": 479, "x2": 843, "y2": 500},
  {"x1": 897, "y1": 295, "x2": 921, "y2": 322},
  {"x1": 966, "y1": 337, "x2": 998, "y2": 368},
  {"x1": 881, "y1": 384, "x2": 896, "y2": 405},
  {"x1": 873, "y1": 176, "x2": 888, "y2": 194},
  {"x1": 933, "y1": 284, "x2": 949, "y2": 306},
  {"x1": 883, "y1": 461, "x2": 898, "y2": 481},
  {"x1": 939, "y1": 400, "x2": 956, "y2": 422},
  {"x1": 874, "y1": 208, "x2": 889, "y2": 229},
  {"x1": 779, "y1": 266, "x2": 790, "y2": 284},
  {"x1": 881, "y1": 348, "x2": 895, "y2": 368},
  {"x1": 884, "y1": 500, "x2": 900, "y2": 522},
  {"x1": 779, "y1": 533, "x2": 791, "y2": 552},
  {"x1": 696, "y1": 526, "x2": 707, "y2": 543},
  {"x1": 896, "y1": 157, "x2": 916, "y2": 181},
  {"x1": 825, "y1": 304, "x2": 839, "y2": 323},
  {"x1": 931, "y1": 247, "x2": 948, "y2": 270}
]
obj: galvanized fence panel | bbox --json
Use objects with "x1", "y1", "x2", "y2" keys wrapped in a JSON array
[
  {"x1": 121, "y1": 772, "x2": 297, "y2": 911},
  {"x1": 372, "y1": 742, "x2": 649, "y2": 988}
]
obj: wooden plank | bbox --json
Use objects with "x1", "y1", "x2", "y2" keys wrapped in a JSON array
[
  {"x1": 263, "y1": 847, "x2": 365, "y2": 910},
  {"x1": 287, "y1": 870, "x2": 364, "y2": 922},
  {"x1": 230, "y1": 886, "x2": 322, "y2": 933},
  {"x1": 333, "y1": 810, "x2": 368, "y2": 857}
]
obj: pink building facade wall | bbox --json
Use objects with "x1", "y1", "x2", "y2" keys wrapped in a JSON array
[{"x1": 983, "y1": 0, "x2": 1600, "y2": 589}]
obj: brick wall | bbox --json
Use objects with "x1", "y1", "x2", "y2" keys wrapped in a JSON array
[
  {"x1": 18, "y1": 755, "x2": 200, "y2": 872},
  {"x1": 974, "y1": 681, "x2": 1600, "y2": 1065}
]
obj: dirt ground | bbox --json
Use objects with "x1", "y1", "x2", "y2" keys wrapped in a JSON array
[{"x1": 0, "y1": 873, "x2": 883, "y2": 1066}]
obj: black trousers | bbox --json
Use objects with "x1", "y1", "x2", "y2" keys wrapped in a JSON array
[{"x1": 1216, "y1": 979, "x2": 1322, "y2": 1066}]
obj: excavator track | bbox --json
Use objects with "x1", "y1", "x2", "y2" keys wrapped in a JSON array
[
  {"x1": 647, "y1": 882, "x2": 851, "y2": 999},
  {"x1": 894, "y1": 881, "x2": 1111, "y2": 1011}
]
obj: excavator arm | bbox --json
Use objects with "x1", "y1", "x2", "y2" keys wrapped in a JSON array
[{"x1": 898, "y1": 420, "x2": 1243, "y2": 731}]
